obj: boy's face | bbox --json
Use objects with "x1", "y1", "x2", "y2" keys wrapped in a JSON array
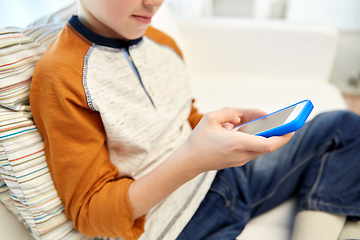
[{"x1": 78, "y1": 0, "x2": 164, "y2": 40}]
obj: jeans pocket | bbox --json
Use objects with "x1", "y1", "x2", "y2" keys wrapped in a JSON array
[{"x1": 209, "y1": 175, "x2": 248, "y2": 219}]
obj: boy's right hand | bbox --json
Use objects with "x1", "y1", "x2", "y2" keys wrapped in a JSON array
[
  {"x1": 129, "y1": 107, "x2": 294, "y2": 220},
  {"x1": 180, "y1": 107, "x2": 294, "y2": 177}
]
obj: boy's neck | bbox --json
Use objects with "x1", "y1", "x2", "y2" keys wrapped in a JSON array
[{"x1": 77, "y1": 4, "x2": 128, "y2": 40}]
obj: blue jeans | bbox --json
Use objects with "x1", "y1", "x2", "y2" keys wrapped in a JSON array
[{"x1": 177, "y1": 111, "x2": 360, "y2": 240}]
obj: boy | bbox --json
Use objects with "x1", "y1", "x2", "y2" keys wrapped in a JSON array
[{"x1": 30, "y1": 0, "x2": 360, "y2": 239}]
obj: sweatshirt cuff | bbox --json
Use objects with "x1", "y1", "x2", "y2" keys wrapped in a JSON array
[{"x1": 79, "y1": 178, "x2": 146, "y2": 239}]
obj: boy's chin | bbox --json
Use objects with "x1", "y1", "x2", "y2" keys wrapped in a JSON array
[
  {"x1": 124, "y1": 28, "x2": 149, "y2": 40},
  {"x1": 126, "y1": 34, "x2": 144, "y2": 40}
]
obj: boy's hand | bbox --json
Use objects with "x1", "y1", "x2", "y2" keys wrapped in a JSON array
[
  {"x1": 181, "y1": 108, "x2": 294, "y2": 177},
  {"x1": 129, "y1": 107, "x2": 293, "y2": 219}
]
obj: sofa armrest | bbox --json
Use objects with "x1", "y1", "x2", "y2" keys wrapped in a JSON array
[{"x1": 190, "y1": 78, "x2": 347, "y2": 117}]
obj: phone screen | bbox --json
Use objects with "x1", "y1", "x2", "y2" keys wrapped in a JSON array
[{"x1": 237, "y1": 105, "x2": 296, "y2": 135}]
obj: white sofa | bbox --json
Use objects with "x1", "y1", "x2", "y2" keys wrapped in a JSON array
[
  {"x1": 152, "y1": 4, "x2": 359, "y2": 240},
  {"x1": 1, "y1": 2, "x2": 358, "y2": 240},
  {"x1": 0, "y1": 202, "x2": 33, "y2": 240}
]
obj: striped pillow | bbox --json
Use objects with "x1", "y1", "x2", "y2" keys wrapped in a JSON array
[
  {"x1": 0, "y1": 108, "x2": 92, "y2": 240},
  {"x1": 0, "y1": 5, "x2": 95, "y2": 240},
  {"x1": 0, "y1": 165, "x2": 27, "y2": 228}
]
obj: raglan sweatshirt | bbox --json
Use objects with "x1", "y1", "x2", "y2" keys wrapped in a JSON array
[{"x1": 30, "y1": 16, "x2": 217, "y2": 240}]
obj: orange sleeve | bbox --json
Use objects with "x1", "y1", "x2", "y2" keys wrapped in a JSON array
[
  {"x1": 30, "y1": 25, "x2": 145, "y2": 239},
  {"x1": 145, "y1": 27, "x2": 203, "y2": 129},
  {"x1": 188, "y1": 100, "x2": 203, "y2": 129},
  {"x1": 145, "y1": 26, "x2": 183, "y2": 59}
]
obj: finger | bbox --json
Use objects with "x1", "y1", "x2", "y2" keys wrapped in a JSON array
[
  {"x1": 233, "y1": 132, "x2": 294, "y2": 153},
  {"x1": 205, "y1": 108, "x2": 243, "y2": 126},
  {"x1": 222, "y1": 122, "x2": 235, "y2": 131},
  {"x1": 265, "y1": 132, "x2": 294, "y2": 151},
  {"x1": 240, "y1": 109, "x2": 268, "y2": 123}
]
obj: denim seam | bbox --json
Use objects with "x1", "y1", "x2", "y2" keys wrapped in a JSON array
[
  {"x1": 251, "y1": 138, "x2": 334, "y2": 208},
  {"x1": 312, "y1": 200, "x2": 360, "y2": 210},
  {"x1": 219, "y1": 175, "x2": 237, "y2": 211},
  {"x1": 333, "y1": 129, "x2": 340, "y2": 147},
  {"x1": 307, "y1": 132, "x2": 341, "y2": 208},
  {"x1": 251, "y1": 152, "x2": 316, "y2": 208},
  {"x1": 306, "y1": 152, "x2": 328, "y2": 209},
  {"x1": 210, "y1": 176, "x2": 249, "y2": 219},
  {"x1": 209, "y1": 188, "x2": 231, "y2": 207}
]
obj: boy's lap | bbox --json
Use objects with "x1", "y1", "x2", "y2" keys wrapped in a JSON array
[
  {"x1": 245, "y1": 110, "x2": 360, "y2": 216},
  {"x1": 178, "y1": 110, "x2": 360, "y2": 239}
]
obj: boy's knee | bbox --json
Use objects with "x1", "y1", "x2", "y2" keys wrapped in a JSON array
[
  {"x1": 315, "y1": 110, "x2": 359, "y2": 126},
  {"x1": 314, "y1": 110, "x2": 360, "y2": 142}
]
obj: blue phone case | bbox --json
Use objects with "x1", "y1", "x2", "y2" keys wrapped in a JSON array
[{"x1": 238, "y1": 100, "x2": 314, "y2": 138}]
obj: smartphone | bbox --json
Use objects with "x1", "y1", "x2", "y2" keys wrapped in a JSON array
[{"x1": 231, "y1": 99, "x2": 314, "y2": 138}]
